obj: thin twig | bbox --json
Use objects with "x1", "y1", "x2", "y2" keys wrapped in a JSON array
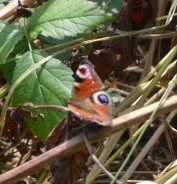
[
  {"x1": 22, "y1": 103, "x2": 70, "y2": 113},
  {"x1": 82, "y1": 131, "x2": 120, "y2": 184}
]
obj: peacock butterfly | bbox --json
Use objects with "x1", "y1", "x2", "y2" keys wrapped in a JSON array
[{"x1": 68, "y1": 59, "x2": 115, "y2": 126}]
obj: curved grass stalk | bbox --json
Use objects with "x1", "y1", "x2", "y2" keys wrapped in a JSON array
[
  {"x1": 165, "y1": 0, "x2": 177, "y2": 25},
  {"x1": 144, "y1": 87, "x2": 166, "y2": 106},
  {"x1": 144, "y1": 59, "x2": 176, "y2": 106},
  {"x1": 161, "y1": 60, "x2": 177, "y2": 78},
  {"x1": 155, "y1": 158, "x2": 177, "y2": 183},
  {"x1": 36, "y1": 169, "x2": 49, "y2": 184},
  {"x1": 116, "y1": 81, "x2": 151, "y2": 115},
  {"x1": 157, "y1": 13, "x2": 177, "y2": 21},
  {"x1": 164, "y1": 173, "x2": 177, "y2": 184},
  {"x1": 0, "y1": 84, "x2": 10, "y2": 98}
]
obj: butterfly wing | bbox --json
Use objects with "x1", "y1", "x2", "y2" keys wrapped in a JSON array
[
  {"x1": 69, "y1": 91, "x2": 115, "y2": 126},
  {"x1": 72, "y1": 59, "x2": 102, "y2": 101}
]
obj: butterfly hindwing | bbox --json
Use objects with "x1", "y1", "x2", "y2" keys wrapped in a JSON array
[{"x1": 69, "y1": 91, "x2": 115, "y2": 126}]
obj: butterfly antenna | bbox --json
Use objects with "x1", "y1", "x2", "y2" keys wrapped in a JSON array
[{"x1": 82, "y1": 130, "x2": 120, "y2": 184}]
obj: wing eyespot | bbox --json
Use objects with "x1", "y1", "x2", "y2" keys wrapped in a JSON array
[
  {"x1": 98, "y1": 94, "x2": 109, "y2": 105},
  {"x1": 76, "y1": 62, "x2": 92, "y2": 80},
  {"x1": 90, "y1": 91, "x2": 112, "y2": 106}
]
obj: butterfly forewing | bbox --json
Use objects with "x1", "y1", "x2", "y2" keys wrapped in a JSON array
[{"x1": 72, "y1": 60, "x2": 102, "y2": 101}]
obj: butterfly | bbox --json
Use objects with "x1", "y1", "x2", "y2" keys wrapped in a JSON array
[
  {"x1": 131, "y1": 0, "x2": 158, "y2": 30},
  {"x1": 68, "y1": 59, "x2": 115, "y2": 126}
]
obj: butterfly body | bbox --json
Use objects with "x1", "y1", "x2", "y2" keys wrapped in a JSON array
[{"x1": 68, "y1": 60, "x2": 115, "y2": 126}]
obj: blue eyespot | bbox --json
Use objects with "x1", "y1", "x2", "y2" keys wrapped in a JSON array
[{"x1": 98, "y1": 94, "x2": 109, "y2": 105}]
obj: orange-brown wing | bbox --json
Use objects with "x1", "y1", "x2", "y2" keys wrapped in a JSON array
[
  {"x1": 69, "y1": 91, "x2": 115, "y2": 126},
  {"x1": 131, "y1": 0, "x2": 158, "y2": 30},
  {"x1": 72, "y1": 59, "x2": 102, "y2": 101}
]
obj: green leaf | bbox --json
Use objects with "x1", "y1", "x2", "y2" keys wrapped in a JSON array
[
  {"x1": 11, "y1": 50, "x2": 73, "y2": 138},
  {"x1": 0, "y1": 20, "x2": 25, "y2": 64},
  {"x1": 1, "y1": 38, "x2": 39, "y2": 85},
  {"x1": 1, "y1": 61, "x2": 16, "y2": 84},
  {"x1": 27, "y1": 0, "x2": 111, "y2": 44},
  {"x1": 0, "y1": 0, "x2": 10, "y2": 3},
  {"x1": 92, "y1": 0, "x2": 124, "y2": 17},
  {"x1": 91, "y1": 0, "x2": 124, "y2": 26},
  {"x1": 8, "y1": 38, "x2": 38, "y2": 59},
  {"x1": 174, "y1": 78, "x2": 177, "y2": 83},
  {"x1": 0, "y1": 4, "x2": 4, "y2": 8},
  {"x1": 0, "y1": 0, "x2": 9, "y2": 8}
]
